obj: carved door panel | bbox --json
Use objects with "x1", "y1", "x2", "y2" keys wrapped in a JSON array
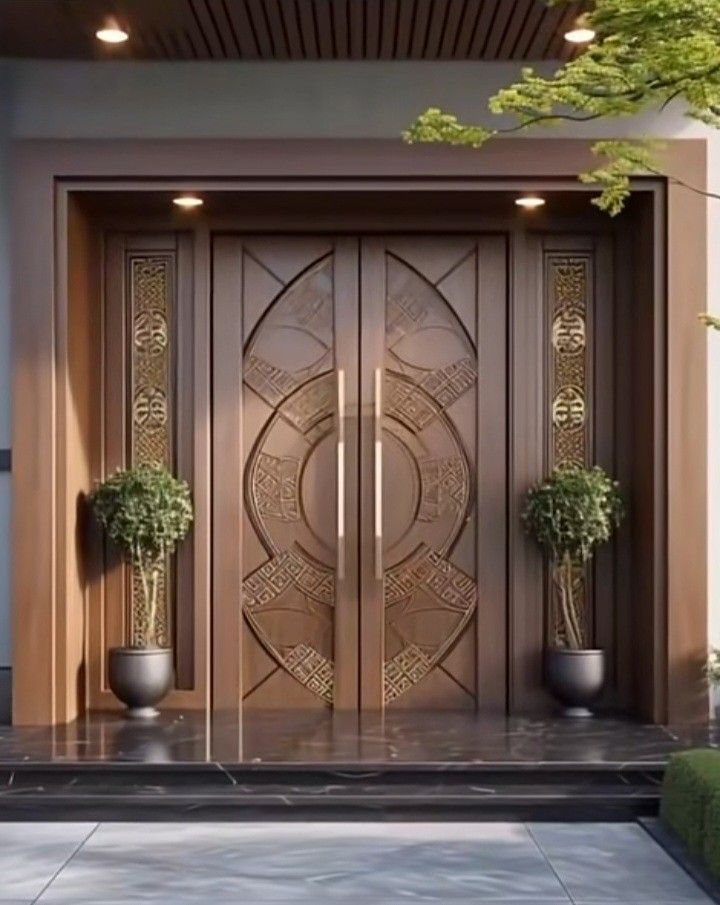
[
  {"x1": 212, "y1": 234, "x2": 506, "y2": 714},
  {"x1": 214, "y1": 236, "x2": 360, "y2": 711},
  {"x1": 359, "y1": 237, "x2": 508, "y2": 711}
]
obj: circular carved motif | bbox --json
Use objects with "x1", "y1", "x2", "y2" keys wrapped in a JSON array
[
  {"x1": 133, "y1": 387, "x2": 168, "y2": 429},
  {"x1": 134, "y1": 310, "x2": 168, "y2": 356},
  {"x1": 552, "y1": 386, "x2": 586, "y2": 430},
  {"x1": 552, "y1": 308, "x2": 586, "y2": 355}
]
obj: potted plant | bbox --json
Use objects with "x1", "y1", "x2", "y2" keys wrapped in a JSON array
[
  {"x1": 705, "y1": 648, "x2": 720, "y2": 720},
  {"x1": 524, "y1": 465, "x2": 624, "y2": 717},
  {"x1": 90, "y1": 464, "x2": 193, "y2": 719}
]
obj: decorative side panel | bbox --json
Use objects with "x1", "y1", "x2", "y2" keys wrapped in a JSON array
[
  {"x1": 549, "y1": 258, "x2": 589, "y2": 468},
  {"x1": 546, "y1": 254, "x2": 592, "y2": 644},
  {"x1": 129, "y1": 255, "x2": 174, "y2": 646}
]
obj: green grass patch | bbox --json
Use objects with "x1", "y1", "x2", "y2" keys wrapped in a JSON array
[{"x1": 661, "y1": 749, "x2": 720, "y2": 855}]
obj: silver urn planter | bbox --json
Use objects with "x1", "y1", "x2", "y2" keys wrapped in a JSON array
[
  {"x1": 546, "y1": 648, "x2": 605, "y2": 718},
  {"x1": 108, "y1": 647, "x2": 173, "y2": 719}
]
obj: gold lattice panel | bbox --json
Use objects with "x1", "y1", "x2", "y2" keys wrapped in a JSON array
[
  {"x1": 548, "y1": 255, "x2": 592, "y2": 645},
  {"x1": 129, "y1": 256, "x2": 173, "y2": 646}
]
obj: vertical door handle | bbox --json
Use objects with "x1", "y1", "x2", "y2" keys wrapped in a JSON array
[
  {"x1": 374, "y1": 367, "x2": 383, "y2": 581},
  {"x1": 336, "y1": 369, "x2": 346, "y2": 581}
]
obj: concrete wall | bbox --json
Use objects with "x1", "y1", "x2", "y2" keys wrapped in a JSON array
[{"x1": 0, "y1": 59, "x2": 717, "y2": 668}]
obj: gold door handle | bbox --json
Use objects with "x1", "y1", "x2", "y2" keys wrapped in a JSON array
[
  {"x1": 336, "y1": 369, "x2": 346, "y2": 582},
  {"x1": 374, "y1": 367, "x2": 383, "y2": 581}
]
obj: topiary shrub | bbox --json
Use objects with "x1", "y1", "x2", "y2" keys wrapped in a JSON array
[
  {"x1": 90, "y1": 464, "x2": 193, "y2": 648},
  {"x1": 703, "y1": 791, "x2": 720, "y2": 879},
  {"x1": 661, "y1": 749, "x2": 720, "y2": 855},
  {"x1": 523, "y1": 465, "x2": 623, "y2": 649}
]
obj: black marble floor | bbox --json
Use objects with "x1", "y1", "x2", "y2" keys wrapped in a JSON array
[
  {"x1": 0, "y1": 709, "x2": 716, "y2": 766},
  {"x1": 0, "y1": 712, "x2": 716, "y2": 820}
]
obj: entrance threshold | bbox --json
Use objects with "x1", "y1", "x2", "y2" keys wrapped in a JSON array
[{"x1": 0, "y1": 711, "x2": 716, "y2": 821}]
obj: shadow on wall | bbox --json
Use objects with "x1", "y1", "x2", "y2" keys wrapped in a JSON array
[{"x1": 0, "y1": 668, "x2": 10, "y2": 724}]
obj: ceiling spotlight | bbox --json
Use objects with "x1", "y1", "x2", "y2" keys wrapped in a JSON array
[
  {"x1": 95, "y1": 21, "x2": 129, "y2": 44},
  {"x1": 172, "y1": 195, "x2": 204, "y2": 210},
  {"x1": 515, "y1": 195, "x2": 546, "y2": 210},
  {"x1": 564, "y1": 15, "x2": 596, "y2": 44}
]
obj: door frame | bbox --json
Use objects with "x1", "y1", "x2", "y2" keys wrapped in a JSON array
[{"x1": 10, "y1": 138, "x2": 705, "y2": 724}]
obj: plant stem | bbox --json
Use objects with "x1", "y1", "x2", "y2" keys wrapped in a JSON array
[
  {"x1": 147, "y1": 566, "x2": 159, "y2": 648},
  {"x1": 135, "y1": 545, "x2": 151, "y2": 647},
  {"x1": 557, "y1": 553, "x2": 583, "y2": 650}
]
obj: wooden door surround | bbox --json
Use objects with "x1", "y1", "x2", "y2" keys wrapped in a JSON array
[{"x1": 10, "y1": 138, "x2": 708, "y2": 726}]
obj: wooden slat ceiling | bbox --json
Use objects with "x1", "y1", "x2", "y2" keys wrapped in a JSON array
[{"x1": 0, "y1": 0, "x2": 587, "y2": 60}]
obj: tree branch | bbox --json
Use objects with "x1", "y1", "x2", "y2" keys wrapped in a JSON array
[{"x1": 495, "y1": 112, "x2": 606, "y2": 134}]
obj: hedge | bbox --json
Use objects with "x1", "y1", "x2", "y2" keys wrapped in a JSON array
[
  {"x1": 704, "y1": 791, "x2": 720, "y2": 880},
  {"x1": 661, "y1": 749, "x2": 720, "y2": 860}
]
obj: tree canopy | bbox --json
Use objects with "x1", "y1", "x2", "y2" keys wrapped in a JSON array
[{"x1": 403, "y1": 0, "x2": 720, "y2": 214}]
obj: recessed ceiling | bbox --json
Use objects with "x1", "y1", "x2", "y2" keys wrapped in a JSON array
[{"x1": 0, "y1": 0, "x2": 587, "y2": 61}]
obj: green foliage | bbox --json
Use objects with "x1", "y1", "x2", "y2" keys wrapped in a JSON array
[
  {"x1": 579, "y1": 141, "x2": 660, "y2": 215},
  {"x1": 700, "y1": 313, "x2": 720, "y2": 331},
  {"x1": 705, "y1": 647, "x2": 720, "y2": 685},
  {"x1": 703, "y1": 791, "x2": 720, "y2": 880},
  {"x1": 524, "y1": 465, "x2": 624, "y2": 564},
  {"x1": 404, "y1": 0, "x2": 720, "y2": 212},
  {"x1": 401, "y1": 108, "x2": 493, "y2": 148},
  {"x1": 661, "y1": 749, "x2": 720, "y2": 856},
  {"x1": 90, "y1": 465, "x2": 193, "y2": 647},
  {"x1": 523, "y1": 466, "x2": 624, "y2": 648}
]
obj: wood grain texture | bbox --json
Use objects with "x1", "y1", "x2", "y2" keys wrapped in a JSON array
[
  {"x1": 89, "y1": 231, "x2": 207, "y2": 712},
  {"x1": 665, "y1": 141, "x2": 707, "y2": 723},
  {"x1": 10, "y1": 138, "x2": 705, "y2": 725}
]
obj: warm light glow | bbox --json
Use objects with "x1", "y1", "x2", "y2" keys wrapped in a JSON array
[
  {"x1": 172, "y1": 195, "x2": 204, "y2": 209},
  {"x1": 515, "y1": 195, "x2": 546, "y2": 210},
  {"x1": 95, "y1": 26, "x2": 129, "y2": 44},
  {"x1": 564, "y1": 15, "x2": 595, "y2": 44},
  {"x1": 564, "y1": 26, "x2": 596, "y2": 43}
]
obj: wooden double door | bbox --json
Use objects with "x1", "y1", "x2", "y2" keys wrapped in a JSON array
[{"x1": 213, "y1": 234, "x2": 508, "y2": 712}]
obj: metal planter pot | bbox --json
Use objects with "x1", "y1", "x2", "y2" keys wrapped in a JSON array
[
  {"x1": 108, "y1": 647, "x2": 174, "y2": 719},
  {"x1": 546, "y1": 648, "x2": 605, "y2": 718}
]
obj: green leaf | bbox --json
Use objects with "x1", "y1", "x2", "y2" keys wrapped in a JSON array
[
  {"x1": 403, "y1": 0, "x2": 720, "y2": 213},
  {"x1": 89, "y1": 465, "x2": 193, "y2": 646},
  {"x1": 523, "y1": 465, "x2": 624, "y2": 648}
]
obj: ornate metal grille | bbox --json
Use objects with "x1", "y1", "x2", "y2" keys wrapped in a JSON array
[
  {"x1": 129, "y1": 255, "x2": 173, "y2": 646},
  {"x1": 547, "y1": 254, "x2": 592, "y2": 645}
]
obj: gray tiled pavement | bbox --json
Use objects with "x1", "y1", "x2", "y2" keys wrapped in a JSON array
[{"x1": 0, "y1": 821, "x2": 711, "y2": 903}]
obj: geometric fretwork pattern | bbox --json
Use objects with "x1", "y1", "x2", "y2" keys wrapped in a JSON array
[
  {"x1": 383, "y1": 249, "x2": 478, "y2": 704},
  {"x1": 284, "y1": 644, "x2": 334, "y2": 703},
  {"x1": 252, "y1": 453, "x2": 300, "y2": 522},
  {"x1": 243, "y1": 549, "x2": 335, "y2": 611},
  {"x1": 383, "y1": 545, "x2": 477, "y2": 700},
  {"x1": 547, "y1": 254, "x2": 592, "y2": 645},
  {"x1": 129, "y1": 256, "x2": 173, "y2": 647},
  {"x1": 384, "y1": 644, "x2": 433, "y2": 703},
  {"x1": 418, "y1": 457, "x2": 467, "y2": 522},
  {"x1": 386, "y1": 358, "x2": 477, "y2": 432},
  {"x1": 244, "y1": 353, "x2": 298, "y2": 408},
  {"x1": 242, "y1": 252, "x2": 337, "y2": 705},
  {"x1": 384, "y1": 546, "x2": 476, "y2": 612}
]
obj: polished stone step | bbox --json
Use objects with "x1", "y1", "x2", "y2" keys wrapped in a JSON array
[{"x1": 0, "y1": 763, "x2": 664, "y2": 821}]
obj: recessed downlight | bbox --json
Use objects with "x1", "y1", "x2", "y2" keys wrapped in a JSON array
[
  {"x1": 564, "y1": 15, "x2": 595, "y2": 44},
  {"x1": 564, "y1": 26, "x2": 596, "y2": 43},
  {"x1": 515, "y1": 195, "x2": 546, "y2": 210},
  {"x1": 173, "y1": 195, "x2": 204, "y2": 210},
  {"x1": 95, "y1": 24, "x2": 129, "y2": 44}
]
